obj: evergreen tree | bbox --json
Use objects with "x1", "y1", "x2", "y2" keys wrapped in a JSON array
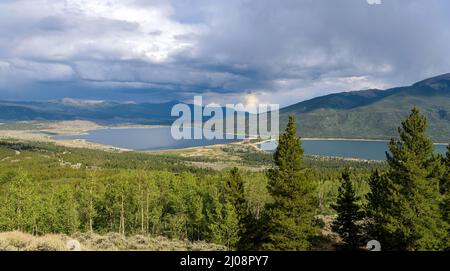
[
  {"x1": 331, "y1": 170, "x2": 363, "y2": 250},
  {"x1": 225, "y1": 167, "x2": 260, "y2": 250},
  {"x1": 206, "y1": 186, "x2": 239, "y2": 248},
  {"x1": 225, "y1": 168, "x2": 246, "y2": 218},
  {"x1": 365, "y1": 170, "x2": 393, "y2": 247},
  {"x1": 262, "y1": 115, "x2": 318, "y2": 250},
  {"x1": 439, "y1": 145, "x2": 450, "y2": 250},
  {"x1": 375, "y1": 107, "x2": 446, "y2": 250}
]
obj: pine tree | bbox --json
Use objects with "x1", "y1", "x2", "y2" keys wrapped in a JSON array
[
  {"x1": 206, "y1": 186, "x2": 239, "y2": 248},
  {"x1": 331, "y1": 170, "x2": 363, "y2": 250},
  {"x1": 439, "y1": 145, "x2": 450, "y2": 250},
  {"x1": 262, "y1": 115, "x2": 318, "y2": 250},
  {"x1": 375, "y1": 107, "x2": 446, "y2": 250},
  {"x1": 226, "y1": 168, "x2": 246, "y2": 218},
  {"x1": 365, "y1": 170, "x2": 393, "y2": 247},
  {"x1": 225, "y1": 167, "x2": 259, "y2": 250}
]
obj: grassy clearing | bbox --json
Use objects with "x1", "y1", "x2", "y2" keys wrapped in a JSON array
[{"x1": 0, "y1": 231, "x2": 226, "y2": 251}]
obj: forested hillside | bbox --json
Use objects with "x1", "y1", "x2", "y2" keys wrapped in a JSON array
[
  {"x1": 0, "y1": 140, "x2": 374, "y2": 250},
  {"x1": 281, "y1": 73, "x2": 450, "y2": 142},
  {"x1": 0, "y1": 100, "x2": 179, "y2": 124},
  {"x1": 0, "y1": 107, "x2": 448, "y2": 251}
]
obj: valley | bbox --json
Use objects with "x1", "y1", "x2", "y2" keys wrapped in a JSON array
[{"x1": 1, "y1": 74, "x2": 449, "y2": 251}]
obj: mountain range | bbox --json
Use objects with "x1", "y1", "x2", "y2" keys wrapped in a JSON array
[
  {"x1": 281, "y1": 73, "x2": 450, "y2": 142},
  {"x1": 0, "y1": 99, "x2": 179, "y2": 125},
  {"x1": 1, "y1": 73, "x2": 450, "y2": 142}
]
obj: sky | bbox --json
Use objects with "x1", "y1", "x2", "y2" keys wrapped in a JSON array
[{"x1": 0, "y1": 0, "x2": 449, "y2": 107}]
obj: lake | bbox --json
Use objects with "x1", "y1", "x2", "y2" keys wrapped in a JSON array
[
  {"x1": 258, "y1": 139, "x2": 448, "y2": 160},
  {"x1": 54, "y1": 127, "x2": 449, "y2": 160},
  {"x1": 53, "y1": 127, "x2": 239, "y2": 151}
]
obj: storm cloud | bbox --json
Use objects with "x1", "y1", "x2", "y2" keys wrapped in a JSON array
[{"x1": 0, "y1": 0, "x2": 449, "y2": 106}]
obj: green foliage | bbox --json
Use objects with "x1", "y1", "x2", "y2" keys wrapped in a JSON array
[
  {"x1": 439, "y1": 145, "x2": 450, "y2": 250},
  {"x1": 0, "y1": 143, "x2": 272, "y2": 248},
  {"x1": 263, "y1": 115, "x2": 319, "y2": 250},
  {"x1": 45, "y1": 184, "x2": 80, "y2": 234},
  {"x1": 225, "y1": 168, "x2": 247, "y2": 222},
  {"x1": 331, "y1": 170, "x2": 364, "y2": 250},
  {"x1": 205, "y1": 185, "x2": 239, "y2": 249},
  {"x1": 364, "y1": 170, "x2": 391, "y2": 244},
  {"x1": 1, "y1": 108, "x2": 448, "y2": 251},
  {"x1": 75, "y1": 172, "x2": 101, "y2": 232},
  {"x1": 224, "y1": 167, "x2": 263, "y2": 250},
  {"x1": 366, "y1": 108, "x2": 447, "y2": 250},
  {"x1": 0, "y1": 172, "x2": 39, "y2": 233},
  {"x1": 280, "y1": 74, "x2": 450, "y2": 142}
]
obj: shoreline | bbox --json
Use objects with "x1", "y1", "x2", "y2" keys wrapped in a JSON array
[
  {"x1": 51, "y1": 123, "x2": 169, "y2": 136},
  {"x1": 1, "y1": 120, "x2": 448, "y2": 153},
  {"x1": 258, "y1": 137, "x2": 449, "y2": 145}
]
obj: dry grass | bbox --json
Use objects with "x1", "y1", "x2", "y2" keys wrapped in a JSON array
[
  {"x1": 0, "y1": 231, "x2": 227, "y2": 251},
  {"x1": 72, "y1": 232, "x2": 226, "y2": 251},
  {"x1": 149, "y1": 141, "x2": 267, "y2": 171},
  {"x1": 312, "y1": 215, "x2": 341, "y2": 251},
  {"x1": 0, "y1": 232, "x2": 68, "y2": 251}
]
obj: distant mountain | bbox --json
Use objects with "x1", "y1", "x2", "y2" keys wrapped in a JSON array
[
  {"x1": 280, "y1": 73, "x2": 450, "y2": 142},
  {"x1": 3, "y1": 73, "x2": 450, "y2": 142},
  {"x1": 0, "y1": 99, "x2": 181, "y2": 125},
  {"x1": 0, "y1": 98, "x2": 236, "y2": 126}
]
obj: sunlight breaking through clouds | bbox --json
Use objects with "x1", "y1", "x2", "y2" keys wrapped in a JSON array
[{"x1": 0, "y1": 0, "x2": 449, "y2": 105}]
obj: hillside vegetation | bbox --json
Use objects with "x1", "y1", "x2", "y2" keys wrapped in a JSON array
[
  {"x1": 0, "y1": 108, "x2": 448, "y2": 251},
  {"x1": 281, "y1": 73, "x2": 450, "y2": 142},
  {"x1": 0, "y1": 139, "x2": 376, "y2": 250},
  {"x1": 0, "y1": 231, "x2": 225, "y2": 251},
  {"x1": 3, "y1": 74, "x2": 450, "y2": 142}
]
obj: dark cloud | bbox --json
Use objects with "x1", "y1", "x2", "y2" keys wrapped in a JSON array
[
  {"x1": 37, "y1": 16, "x2": 68, "y2": 31},
  {"x1": 0, "y1": 0, "x2": 449, "y2": 105}
]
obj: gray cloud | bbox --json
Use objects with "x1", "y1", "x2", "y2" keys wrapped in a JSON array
[
  {"x1": 0, "y1": 0, "x2": 449, "y2": 106},
  {"x1": 37, "y1": 16, "x2": 68, "y2": 32}
]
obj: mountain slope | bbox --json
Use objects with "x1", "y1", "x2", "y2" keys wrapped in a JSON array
[
  {"x1": 0, "y1": 100, "x2": 180, "y2": 125},
  {"x1": 280, "y1": 73, "x2": 450, "y2": 142},
  {"x1": 2, "y1": 73, "x2": 450, "y2": 142}
]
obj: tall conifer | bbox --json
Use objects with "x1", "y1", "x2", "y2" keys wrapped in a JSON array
[
  {"x1": 263, "y1": 115, "x2": 318, "y2": 250},
  {"x1": 369, "y1": 107, "x2": 446, "y2": 250},
  {"x1": 225, "y1": 167, "x2": 262, "y2": 250},
  {"x1": 332, "y1": 170, "x2": 363, "y2": 250},
  {"x1": 365, "y1": 170, "x2": 392, "y2": 247},
  {"x1": 439, "y1": 145, "x2": 450, "y2": 250}
]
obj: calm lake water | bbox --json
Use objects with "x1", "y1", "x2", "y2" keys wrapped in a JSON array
[
  {"x1": 54, "y1": 127, "x2": 239, "y2": 150},
  {"x1": 258, "y1": 139, "x2": 448, "y2": 160},
  {"x1": 54, "y1": 127, "x2": 448, "y2": 160}
]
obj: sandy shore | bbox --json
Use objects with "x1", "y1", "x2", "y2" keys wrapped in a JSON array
[
  {"x1": 0, "y1": 120, "x2": 136, "y2": 151},
  {"x1": 258, "y1": 137, "x2": 448, "y2": 145},
  {"x1": 2, "y1": 120, "x2": 447, "y2": 153}
]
